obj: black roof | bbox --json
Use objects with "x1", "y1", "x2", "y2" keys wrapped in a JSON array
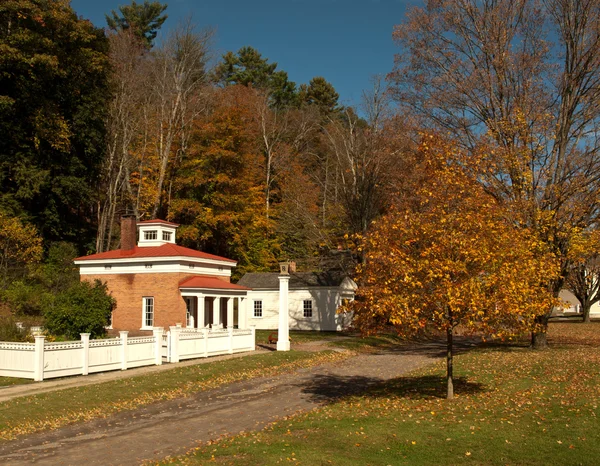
[{"x1": 237, "y1": 271, "x2": 349, "y2": 289}]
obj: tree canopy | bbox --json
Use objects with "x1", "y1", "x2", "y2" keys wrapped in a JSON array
[
  {"x1": 0, "y1": 0, "x2": 110, "y2": 249},
  {"x1": 349, "y1": 135, "x2": 559, "y2": 398},
  {"x1": 106, "y1": 0, "x2": 167, "y2": 48},
  {"x1": 214, "y1": 46, "x2": 298, "y2": 108},
  {"x1": 390, "y1": 0, "x2": 600, "y2": 347}
]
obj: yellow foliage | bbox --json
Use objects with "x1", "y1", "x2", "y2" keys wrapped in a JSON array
[
  {"x1": 0, "y1": 211, "x2": 43, "y2": 279},
  {"x1": 348, "y1": 135, "x2": 559, "y2": 339}
]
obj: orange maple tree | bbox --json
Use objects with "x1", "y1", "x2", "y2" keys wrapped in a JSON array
[{"x1": 350, "y1": 136, "x2": 559, "y2": 399}]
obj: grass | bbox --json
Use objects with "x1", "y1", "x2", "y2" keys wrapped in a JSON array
[
  {"x1": 0, "y1": 376, "x2": 34, "y2": 388},
  {"x1": 0, "y1": 350, "x2": 351, "y2": 441},
  {"x1": 329, "y1": 333, "x2": 407, "y2": 352},
  {"x1": 160, "y1": 322, "x2": 600, "y2": 465},
  {"x1": 255, "y1": 329, "x2": 351, "y2": 344}
]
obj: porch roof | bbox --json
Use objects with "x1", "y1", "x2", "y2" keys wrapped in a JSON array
[{"x1": 179, "y1": 276, "x2": 251, "y2": 291}]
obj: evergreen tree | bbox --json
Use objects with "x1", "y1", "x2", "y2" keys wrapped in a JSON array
[
  {"x1": 299, "y1": 76, "x2": 340, "y2": 114},
  {"x1": 106, "y1": 0, "x2": 167, "y2": 49},
  {"x1": 214, "y1": 46, "x2": 298, "y2": 108}
]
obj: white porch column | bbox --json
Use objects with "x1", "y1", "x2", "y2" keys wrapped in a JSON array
[
  {"x1": 196, "y1": 294, "x2": 205, "y2": 328},
  {"x1": 213, "y1": 297, "x2": 221, "y2": 328},
  {"x1": 227, "y1": 297, "x2": 234, "y2": 328},
  {"x1": 239, "y1": 297, "x2": 247, "y2": 329},
  {"x1": 277, "y1": 273, "x2": 290, "y2": 351}
]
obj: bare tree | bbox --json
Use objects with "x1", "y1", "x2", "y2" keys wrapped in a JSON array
[
  {"x1": 390, "y1": 0, "x2": 600, "y2": 347},
  {"x1": 97, "y1": 30, "x2": 146, "y2": 252},
  {"x1": 567, "y1": 260, "x2": 600, "y2": 322},
  {"x1": 147, "y1": 19, "x2": 212, "y2": 218},
  {"x1": 322, "y1": 79, "x2": 403, "y2": 240}
]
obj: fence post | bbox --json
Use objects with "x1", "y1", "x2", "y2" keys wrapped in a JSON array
[
  {"x1": 33, "y1": 334, "x2": 46, "y2": 382},
  {"x1": 203, "y1": 327, "x2": 209, "y2": 358},
  {"x1": 250, "y1": 325, "x2": 256, "y2": 351},
  {"x1": 120, "y1": 331, "x2": 128, "y2": 370},
  {"x1": 81, "y1": 333, "x2": 90, "y2": 375},
  {"x1": 228, "y1": 326, "x2": 234, "y2": 354},
  {"x1": 153, "y1": 327, "x2": 163, "y2": 365},
  {"x1": 169, "y1": 326, "x2": 180, "y2": 363}
]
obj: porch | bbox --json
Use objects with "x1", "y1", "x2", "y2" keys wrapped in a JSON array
[{"x1": 179, "y1": 276, "x2": 251, "y2": 330}]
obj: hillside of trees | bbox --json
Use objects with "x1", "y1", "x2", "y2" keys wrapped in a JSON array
[{"x1": 2, "y1": 0, "x2": 600, "y2": 348}]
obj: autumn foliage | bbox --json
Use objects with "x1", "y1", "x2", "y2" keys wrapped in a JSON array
[{"x1": 349, "y1": 135, "x2": 559, "y2": 398}]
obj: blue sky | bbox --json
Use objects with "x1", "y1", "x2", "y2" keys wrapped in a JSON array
[{"x1": 71, "y1": 0, "x2": 414, "y2": 108}]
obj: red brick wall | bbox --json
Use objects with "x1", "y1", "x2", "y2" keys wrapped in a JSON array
[{"x1": 82, "y1": 272, "x2": 230, "y2": 332}]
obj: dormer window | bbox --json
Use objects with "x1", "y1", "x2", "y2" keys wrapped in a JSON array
[
  {"x1": 162, "y1": 231, "x2": 172, "y2": 241},
  {"x1": 144, "y1": 230, "x2": 158, "y2": 240}
]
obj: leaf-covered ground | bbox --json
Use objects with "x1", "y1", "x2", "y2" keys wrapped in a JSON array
[
  {"x1": 160, "y1": 323, "x2": 600, "y2": 465},
  {"x1": 0, "y1": 350, "x2": 350, "y2": 441}
]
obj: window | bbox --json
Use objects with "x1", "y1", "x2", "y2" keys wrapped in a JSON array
[
  {"x1": 142, "y1": 297, "x2": 154, "y2": 328},
  {"x1": 162, "y1": 231, "x2": 172, "y2": 241},
  {"x1": 253, "y1": 300, "x2": 263, "y2": 318},
  {"x1": 144, "y1": 230, "x2": 157, "y2": 240},
  {"x1": 303, "y1": 300, "x2": 313, "y2": 318}
]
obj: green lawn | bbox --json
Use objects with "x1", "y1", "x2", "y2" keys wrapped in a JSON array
[
  {"x1": 163, "y1": 324, "x2": 600, "y2": 465},
  {"x1": 0, "y1": 376, "x2": 34, "y2": 388},
  {"x1": 0, "y1": 350, "x2": 350, "y2": 441},
  {"x1": 255, "y1": 329, "x2": 352, "y2": 344}
]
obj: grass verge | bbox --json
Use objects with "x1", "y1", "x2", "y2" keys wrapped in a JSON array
[
  {"x1": 255, "y1": 330, "x2": 352, "y2": 345},
  {"x1": 0, "y1": 350, "x2": 351, "y2": 441},
  {"x1": 0, "y1": 377, "x2": 34, "y2": 388},
  {"x1": 163, "y1": 341, "x2": 600, "y2": 465}
]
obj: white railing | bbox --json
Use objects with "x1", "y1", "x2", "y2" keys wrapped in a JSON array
[
  {"x1": 162, "y1": 326, "x2": 255, "y2": 363},
  {"x1": 0, "y1": 326, "x2": 256, "y2": 382}
]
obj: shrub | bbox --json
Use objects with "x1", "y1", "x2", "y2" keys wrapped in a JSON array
[
  {"x1": 43, "y1": 280, "x2": 115, "y2": 340},
  {"x1": 0, "y1": 316, "x2": 32, "y2": 342}
]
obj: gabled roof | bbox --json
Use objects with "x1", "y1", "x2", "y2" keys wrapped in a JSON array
[
  {"x1": 237, "y1": 271, "x2": 352, "y2": 289},
  {"x1": 74, "y1": 243, "x2": 236, "y2": 263},
  {"x1": 179, "y1": 276, "x2": 250, "y2": 291},
  {"x1": 137, "y1": 219, "x2": 180, "y2": 227}
]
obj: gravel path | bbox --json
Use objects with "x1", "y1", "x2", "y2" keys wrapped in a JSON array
[{"x1": 0, "y1": 341, "x2": 457, "y2": 465}]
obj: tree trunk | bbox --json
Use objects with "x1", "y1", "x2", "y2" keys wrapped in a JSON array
[
  {"x1": 582, "y1": 302, "x2": 591, "y2": 323},
  {"x1": 446, "y1": 326, "x2": 454, "y2": 400},
  {"x1": 531, "y1": 314, "x2": 549, "y2": 349}
]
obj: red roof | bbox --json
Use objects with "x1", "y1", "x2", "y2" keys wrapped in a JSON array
[
  {"x1": 179, "y1": 276, "x2": 251, "y2": 290},
  {"x1": 137, "y1": 219, "x2": 180, "y2": 227},
  {"x1": 74, "y1": 243, "x2": 236, "y2": 263}
]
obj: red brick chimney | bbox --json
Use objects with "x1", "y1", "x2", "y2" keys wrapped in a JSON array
[{"x1": 120, "y1": 215, "x2": 137, "y2": 250}]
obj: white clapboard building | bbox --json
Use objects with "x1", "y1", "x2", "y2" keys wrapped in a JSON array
[{"x1": 238, "y1": 266, "x2": 356, "y2": 332}]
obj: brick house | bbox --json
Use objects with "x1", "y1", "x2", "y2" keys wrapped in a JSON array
[{"x1": 74, "y1": 216, "x2": 250, "y2": 334}]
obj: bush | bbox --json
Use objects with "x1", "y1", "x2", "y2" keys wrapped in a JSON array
[
  {"x1": 43, "y1": 280, "x2": 115, "y2": 340},
  {"x1": 0, "y1": 316, "x2": 32, "y2": 342}
]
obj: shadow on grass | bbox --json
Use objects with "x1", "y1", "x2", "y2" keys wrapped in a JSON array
[{"x1": 301, "y1": 373, "x2": 485, "y2": 403}]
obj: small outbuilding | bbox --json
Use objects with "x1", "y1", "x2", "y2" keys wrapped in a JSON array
[{"x1": 238, "y1": 268, "x2": 356, "y2": 331}]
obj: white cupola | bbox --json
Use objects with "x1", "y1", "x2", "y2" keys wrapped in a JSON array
[{"x1": 137, "y1": 219, "x2": 179, "y2": 247}]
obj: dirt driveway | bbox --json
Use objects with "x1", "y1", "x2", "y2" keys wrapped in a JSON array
[{"x1": 0, "y1": 342, "x2": 460, "y2": 465}]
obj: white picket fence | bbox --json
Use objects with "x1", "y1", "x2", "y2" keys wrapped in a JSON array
[{"x1": 0, "y1": 326, "x2": 256, "y2": 382}]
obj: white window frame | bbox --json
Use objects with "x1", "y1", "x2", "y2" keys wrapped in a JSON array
[
  {"x1": 144, "y1": 230, "x2": 157, "y2": 240},
  {"x1": 142, "y1": 297, "x2": 154, "y2": 329},
  {"x1": 303, "y1": 299, "x2": 313, "y2": 318},
  {"x1": 253, "y1": 300, "x2": 263, "y2": 318},
  {"x1": 162, "y1": 231, "x2": 172, "y2": 241}
]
